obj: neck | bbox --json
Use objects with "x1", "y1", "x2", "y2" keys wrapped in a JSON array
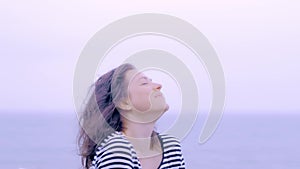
[
  {"x1": 121, "y1": 116, "x2": 156, "y2": 138},
  {"x1": 121, "y1": 116, "x2": 161, "y2": 156},
  {"x1": 120, "y1": 112, "x2": 164, "y2": 158}
]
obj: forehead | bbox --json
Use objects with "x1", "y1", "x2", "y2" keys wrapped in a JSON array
[{"x1": 126, "y1": 69, "x2": 146, "y2": 82}]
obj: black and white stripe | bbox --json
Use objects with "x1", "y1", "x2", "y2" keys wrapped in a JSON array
[{"x1": 90, "y1": 131, "x2": 185, "y2": 169}]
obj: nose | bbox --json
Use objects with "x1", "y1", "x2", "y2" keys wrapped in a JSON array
[{"x1": 153, "y1": 82, "x2": 162, "y2": 91}]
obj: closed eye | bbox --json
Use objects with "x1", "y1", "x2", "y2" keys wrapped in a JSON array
[{"x1": 139, "y1": 76, "x2": 152, "y2": 85}]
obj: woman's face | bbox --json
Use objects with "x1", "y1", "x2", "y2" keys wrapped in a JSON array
[{"x1": 123, "y1": 69, "x2": 169, "y2": 122}]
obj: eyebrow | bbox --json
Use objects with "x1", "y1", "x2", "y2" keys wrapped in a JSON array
[{"x1": 138, "y1": 76, "x2": 152, "y2": 81}]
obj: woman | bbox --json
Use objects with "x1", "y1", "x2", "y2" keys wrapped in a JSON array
[{"x1": 78, "y1": 63, "x2": 185, "y2": 169}]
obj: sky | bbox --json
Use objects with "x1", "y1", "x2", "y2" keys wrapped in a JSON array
[{"x1": 0, "y1": 0, "x2": 299, "y2": 114}]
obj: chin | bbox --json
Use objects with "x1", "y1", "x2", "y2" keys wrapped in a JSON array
[{"x1": 163, "y1": 104, "x2": 169, "y2": 112}]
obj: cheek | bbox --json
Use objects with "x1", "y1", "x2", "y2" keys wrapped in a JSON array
[{"x1": 129, "y1": 87, "x2": 152, "y2": 112}]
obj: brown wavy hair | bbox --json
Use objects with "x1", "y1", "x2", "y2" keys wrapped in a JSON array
[{"x1": 77, "y1": 63, "x2": 135, "y2": 168}]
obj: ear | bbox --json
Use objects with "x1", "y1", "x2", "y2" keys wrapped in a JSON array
[{"x1": 117, "y1": 98, "x2": 132, "y2": 111}]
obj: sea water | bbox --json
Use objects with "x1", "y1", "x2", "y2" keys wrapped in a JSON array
[{"x1": 0, "y1": 112, "x2": 299, "y2": 169}]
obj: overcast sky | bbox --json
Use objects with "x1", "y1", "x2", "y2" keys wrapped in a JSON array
[{"x1": 1, "y1": 0, "x2": 299, "y2": 114}]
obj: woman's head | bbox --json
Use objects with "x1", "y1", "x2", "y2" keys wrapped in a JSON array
[
  {"x1": 117, "y1": 68, "x2": 169, "y2": 123},
  {"x1": 95, "y1": 63, "x2": 169, "y2": 124}
]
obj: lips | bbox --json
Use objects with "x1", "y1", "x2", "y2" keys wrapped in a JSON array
[{"x1": 154, "y1": 93, "x2": 163, "y2": 98}]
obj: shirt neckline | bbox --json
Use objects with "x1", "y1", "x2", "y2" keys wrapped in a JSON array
[{"x1": 118, "y1": 131, "x2": 165, "y2": 169}]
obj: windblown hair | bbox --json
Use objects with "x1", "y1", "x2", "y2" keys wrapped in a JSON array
[{"x1": 77, "y1": 63, "x2": 135, "y2": 168}]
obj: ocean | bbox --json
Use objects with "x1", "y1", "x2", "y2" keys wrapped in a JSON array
[{"x1": 1, "y1": 112, "x2": 299, "y2": 169}]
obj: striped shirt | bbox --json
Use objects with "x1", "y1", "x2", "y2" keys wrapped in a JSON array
[{"x1": 90, "y1": 131, "x2": 185, "y2": 169}]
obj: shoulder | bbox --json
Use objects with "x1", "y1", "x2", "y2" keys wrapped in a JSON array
[
  {"x1": 98, "y1": 131, "x2": 132, "y2": 154},
  {"x1": 158, "y1": 133, "x2": 182, "y2": 147},
  {"x1": 92, "y1": 132, "x2": 138, "y2": 169},
  {"x1": 158, "y1": 133, "x2": 186, "y2": 168},
  {"x1": 158, "y1": 133, "x2": 183, "y2": 157}
]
